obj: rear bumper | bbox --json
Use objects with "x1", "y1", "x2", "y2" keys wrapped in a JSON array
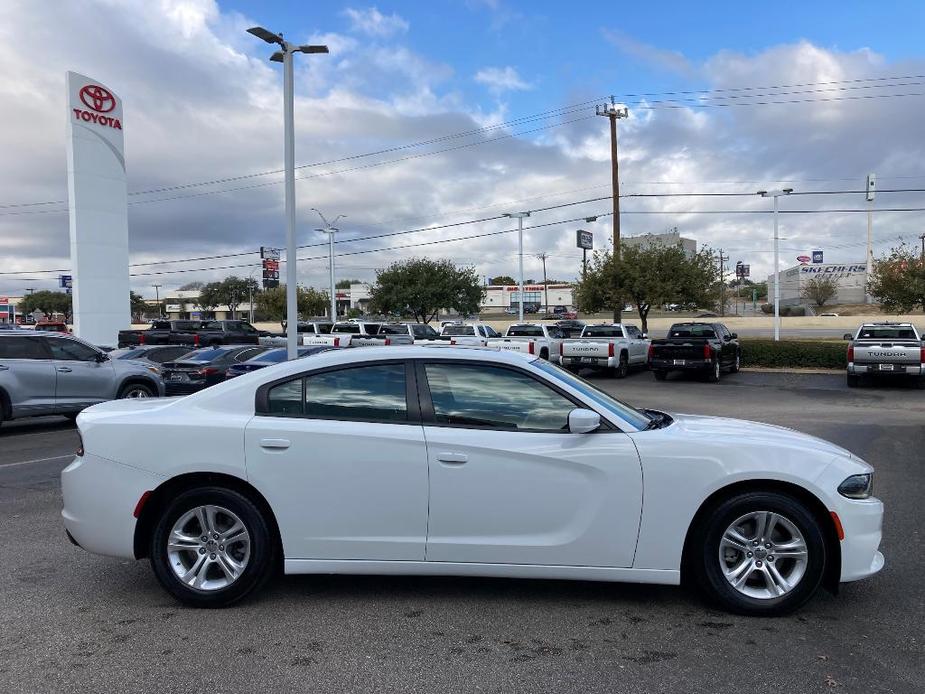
[
  {"x1": 61, "y1": 453, "x2": 164, "y2": 560},
  {"x1": 649, "y1": 358, "x2": 712, "y2": 371},
  {"x1": 848, "y1": 363, "x2": 923, "y2": 376},
  {"x1": 561, "y1": 355, "x2": 615, "y2": 369}
]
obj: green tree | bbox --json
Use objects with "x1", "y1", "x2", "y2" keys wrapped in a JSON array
[
  {"x1": 195, "y1": 282, "x2": 222, "y2": 318},
  {"x1": 18, "y1": 291, "x2": 73, "y2": 321},
  {"x1": 178, "y1": 281, "x2": 205, "y2": 291},
  {"x1": 489, "y1": 275, "x2": 516, "y2": 286},
  {"x1": 211, "y1": 276, "x2": 259, "y2": 318},
  {"x1": 370, "y1": 258, "x2": 483, "y2": 323},
  {"x1": 868, "y1": 244, "x2": 925, "y2": 312},
  {"x1": 801, "y1": 275, "x2": 839, "y2": 307},
  {"x1": 575, "y1": 243, "x2": 718, "y2": 333},
  {"x1": 255, "y1": 285, "x2": 330, "y2": 330},
  {"x1": 129, "y1": 291, "x2": 150, "y2": 321},
  {"x1": 335, "y1": 278, "x2": 362, "y2": 289}
]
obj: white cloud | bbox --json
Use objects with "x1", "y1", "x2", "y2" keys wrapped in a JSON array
[
  {"x1": 343, "y1": 7, "x2": 409, "y2": 37},
  {"x1": 474, "y1": 66, "x2": 532, "y2": 93},
  {"x1": 602, "y1": 29, "x2": 696, "y2": 78}
]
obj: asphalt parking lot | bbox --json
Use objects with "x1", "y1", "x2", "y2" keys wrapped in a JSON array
[{"x1": 0, "y1": 371, "x2": 922, "y2": 694}]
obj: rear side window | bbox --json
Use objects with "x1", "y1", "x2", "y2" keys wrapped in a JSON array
[
  {"x1": 150, "y1": 347, "x2": 191, "y2": 363},
  {"x1": 333, "y1": 323, "x2": 361, "y2": 334},
  {"x1": 379, "y1": 325, "x2": 409, "y2": 335},
  {"x1": 0, "y1": 336, "x2": 51, "y2": 359},
  {"x1": 233, "y1": 348, "x2": 265, "y2": 362},
  {"x1": 507, "y1": 326, "x2": 543, "y2": 337},
  {"x1": 443, "y1": 325, "x2": 475, "y2": 336},
  {"x1": 266, "y1": 364, "x2": 408, "y2": 422},
  {"x1": 583, "y1": 326, "x2": 624, "y2": 338},
  {"x1": 411, "y1": 324, "x2": 438, "y2": 338}
]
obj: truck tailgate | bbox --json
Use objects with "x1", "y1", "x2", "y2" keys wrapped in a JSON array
[
  {"x1": 561, "y1": 340, "x2": 611, "y2": 358},
  {"x1": 651, "y1": 341, "x2": 710, "y2": 360},
  {"x1": 853, "y1": 341, "x2": 922, "y2": 365}
]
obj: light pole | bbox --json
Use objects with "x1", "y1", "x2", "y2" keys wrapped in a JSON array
[
  {"x1": 596, "y1": 99, "x2": 629, "y2": 322},
  {"x1": 152, "y1": 284, "x2": 162, "y2": 317},
  {"x1": 504, "y1": 211, "x2": 531, "y2": 322},
  {"x1": 757, "y1": 188, "x2": 793, "y2": 341},
  {"x1": 312, "y1": 209, "x2": 344, "y2": 321},
  {"x1": 247, "y1": 26, "x2": 329, "y2": 360}
]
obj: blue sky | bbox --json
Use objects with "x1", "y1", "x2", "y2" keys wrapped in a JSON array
[{"x1": 2, "y1": 0, "x2": 925, "y2": 294}]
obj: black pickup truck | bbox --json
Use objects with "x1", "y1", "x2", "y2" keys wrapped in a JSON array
[
  {"x1": 648, "y1": 322, "x2": 740, "y2": 382},
  {"x1": 118, "y1": 319, "x2": 269, "y2": 348}
]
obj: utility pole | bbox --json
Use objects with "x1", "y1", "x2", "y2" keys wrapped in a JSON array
[
  {"x1": 247, "y1": 26, "x2": 329, "y2": 360},
  {"x1": 596, "y1": 97, "x2": 629, "y2": 323},
  {"x1": 536, "y1": 252, "x2": 549, "y2": 314},
  {"x1": 919, "y1": 233, "x2": 925, "y2": 261},
  {"x1": 758, "y1": 189, "x2": 793, "y2": 341},
  {"x1": 504, "y1": 212, "x2": 531, "y2": 322},
  {"x1": 716, "y1": 250, "x2": 728, "y2": 317},
  {"x1": 152, "y1": 284, "x2": 162, "y2": 317},
  {"x1": 312, "y1": 209, "x2": 345, "y2": 321},
  {"x1": 865, "y1": 173, "x2": 876, "y2": 303}
]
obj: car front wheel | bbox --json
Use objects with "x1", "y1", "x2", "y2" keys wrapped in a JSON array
[
  {"x1": 150, "y1": 487, "x2": 275, "y2": 608},
  {"x1": 692, "y1": 491, "x2": 826, "y2": 616},
  {"x1": 118, "y1": 382, "x2": 155, "y2": 399}
]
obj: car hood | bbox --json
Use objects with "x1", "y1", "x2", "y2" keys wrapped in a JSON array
[
  {"x1": 667, "y1": 413, "x2": 857, "y2": 461},
  {"x1": 111, "y1": 358, "x2": 161, "y2": 375}
]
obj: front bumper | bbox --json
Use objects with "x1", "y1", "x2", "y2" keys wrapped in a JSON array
[
  {"x1": 61, "y1": 453, "x2": 164, "y2": 560},
  {"x1": 835, "y1": 496, "x2": 885, "y2": 582}
]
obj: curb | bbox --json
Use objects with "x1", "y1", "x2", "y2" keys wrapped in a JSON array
[{"x1": 740, "y1": 367, "x2": 843, "y2": 375}]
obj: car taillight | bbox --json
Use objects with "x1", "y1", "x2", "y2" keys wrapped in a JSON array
[
  {"x1": 608, "y1": 342, "x2": 615, "y2": 358},
  {"x1": 76, "y1": 431, "x2": 84, "y2": 457},
  {"x1": 920, "y1": 346, "x2": 925, "y2": 364},
  {"x1": 647, "y1": 343, "x2": 654, "y2": 361},
  {"x1": 528, "y1": 342, "x2": 535, "y2": 354},
  {"x1": 847, "y1": 344, "x2": 854, "y2": 362},
  {"x1": 450, "y1": 339, "x2": 457, "y2": 345},
  {"x1": 196, "y1": 367, "x2": 220, "y2": 377},
  {"x1": 333, "y1": 337, "x2": 340, "y2": 347},
  {"x1": 138, "y1": 334, "x2": 145, "y2": 345},
  {"x1": 703, "y1": 344, "x2": 713, "y2": 359},
  {"x1": 193, "y1": 334, "x2": 200, "y2": 346},
  {"x1": 384, "y1": 338, "x2": 391, "y2": 346},
  {"x1": 559, "y1": 342, "x2": 564, "y2": 356}
]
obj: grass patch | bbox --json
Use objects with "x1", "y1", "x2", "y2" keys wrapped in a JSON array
[{"x1": 740, "y1": 338, "x2": 847, "y2": 369}]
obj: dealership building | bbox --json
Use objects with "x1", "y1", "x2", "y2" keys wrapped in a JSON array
[{"x1": 768, "y1": 262, "x2": 868, "y2": 306}]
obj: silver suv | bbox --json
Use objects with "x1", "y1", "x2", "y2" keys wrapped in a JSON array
[{"x1": 0, "y1": 332, "x2": 166, "y2": 427}]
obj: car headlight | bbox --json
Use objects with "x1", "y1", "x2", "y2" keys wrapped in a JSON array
[
  {"x1": 147, "y1": 366, "x2": 160, "y2": 374},
  {"x1": 838, "y1": 473, "x2": 873, "y2": 499}
]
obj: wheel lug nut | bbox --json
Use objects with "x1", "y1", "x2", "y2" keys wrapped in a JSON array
[
  {"x1": 219, "y1": 545, "x2": 224, "y2": 551},
  {"x1": 747, "y1": 552, "x2": 753, "y2": 558},
  {"x1": 210, "y1": 553, "x2": 216, "y2": 559},
  {"x1": 199, "y1": 548, "x2": 206, "y2": 555},
  {"x1": 765, "y1": 543, "x2": 772, "y2": 548},
  {"x1": 768, "y1": 556, "x2": 774, "y2": 562},
  {"x1": 200, "y1": 536, "x2": 207, "y2": 542},
  {"x1": 213, "y1": 533, "x2": 219, "y2": 540},
  {"x1": 752, "y1": 540, "x2": 759, "y2": 546},
  {"x1": 755, "y1": 561, "x2": 763, "y2": 567}
]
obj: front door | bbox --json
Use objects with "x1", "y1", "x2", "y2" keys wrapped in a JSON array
[
  {"x1": 47, "y1": 337, "x2": 115, "y2": 411},
  {"x1": 418, "y1": 361, "x2": 643, "y2": 568},
  {"x1": 245, "y1": 361, "x2": 429, "y2": 561}
]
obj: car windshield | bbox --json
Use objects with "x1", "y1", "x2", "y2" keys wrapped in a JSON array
[
  {"x1": 109, "y1": 348, "x2": 146, "y2": 359},
  {"x1": 582, "y1": 326, "x2": 624, "y2": 337},
  {"x1": 857, "y1": 327, "x2": 918, "y2": 340},
  {"x1": 532, "y1": 360, "x2": 653, "y2": 430},
  {"x1": 182, "y1": 348, "x2": 231, "y2": 362}
]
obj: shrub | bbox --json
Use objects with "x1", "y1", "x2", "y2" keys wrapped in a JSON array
[
  {"x1": 760, "y1": 303, "x2": 773, "y2": 315},
  {"x1": 759, "y1": 304, "x2": 807, "y2": 316},
  {"x1": 740, "y1": 338, "x2": 847, "y2": 369}
]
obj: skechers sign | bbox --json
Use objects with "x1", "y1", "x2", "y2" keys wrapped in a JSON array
[{"x1": 72, "y1": 84, "x2": 122, "y2": 130}]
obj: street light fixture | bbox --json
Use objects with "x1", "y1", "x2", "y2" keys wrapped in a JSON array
[
  {"x1": 312, "y1": 209, "x2": 345, "y2": 321},
  {"x1": 504, "y1": 212, "x2": 531, "y2": 322},
  {"x1": 757, "y1": 188, "x2": 793, "y2": 341},
  {"x1": 247, "y1": 26, "x2": 329, "y2": 360}
]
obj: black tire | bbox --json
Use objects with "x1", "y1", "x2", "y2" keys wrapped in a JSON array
[
  {"x1": 846, "y1": 373, "x2": 860, "y2": 388},
  {"x1": 691, "y1": 491, "x2": 827, "y2": 616},
  {"x1": 653, "y1": 370, "x2": 667, "y2": 381},
  {"x1": 539, "y1": 347, "x2": 549, "y2": 361},
  {"x1": 614, "y1": 353, "x2": 629, "y2": 379},
  {"x1": 706, "y1": 360, "x2": 721, "y2": 383},
  {"x1": 729, "y1": 351, "x2": 741, "y2": 373},
  {"x1": 117, "y1": 382, "x2": 155, "y2": 399},
  {"x1": 915, "y1": 376, "x2": 925, "y2": 390},
  {"x1": 150, "y1": 486, "x2": 276, "y2": 608}
]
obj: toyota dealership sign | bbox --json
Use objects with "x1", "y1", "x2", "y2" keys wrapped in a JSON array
[{"x1": 72, "y1": 84, "x2": 122, "y2": 130}]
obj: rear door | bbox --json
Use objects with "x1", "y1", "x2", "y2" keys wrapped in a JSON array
[
  {"x1": 48, "y1": 337, "x2": 115, "y2": 411},
  {"x1": 623, "y1": 326, "x2": 647, "y2": 363},
  {"x1": 0, "y1": 336, "x2": 57, "y2": 417},
  {"x1": 245, "y1": 360, "x2": 429, "y2": 561},
  {"x1": 419, "y1": 361, "x2": 643, "y2": 567}
]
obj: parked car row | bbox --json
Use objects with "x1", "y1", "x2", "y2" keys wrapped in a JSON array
[{"x1": 117, "y1": 319, "x2": 272, "y2": 348}]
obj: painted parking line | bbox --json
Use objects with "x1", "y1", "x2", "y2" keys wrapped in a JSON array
[{"x1": 0, "y1": 454, "x2": 74, "y2": 469}]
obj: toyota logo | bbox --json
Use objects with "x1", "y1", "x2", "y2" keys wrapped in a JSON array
[{"x1": 79, "y1": 85, "x2": 115, "y2": 113}]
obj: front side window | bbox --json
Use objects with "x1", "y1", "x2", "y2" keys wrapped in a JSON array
[
  {"x1": 411, "y1": 324, "x2": 438, "y2": 338},
  {"x1": 49, "y1": 338, "x2": 100, "y2": 361},
  {"x1": 266, "y1": 363, "x2": 408, "y2": 422},
  {"x1": 423, "y1": 363, "x2": 576, "y2": 432}
]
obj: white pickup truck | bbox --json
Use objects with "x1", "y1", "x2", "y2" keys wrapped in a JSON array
[
  {"x1": 302, "y1": 321, "x2": 382, "y2": 348},
  {"x1": 559, "y1": 323, "x2": 651, "y2": 378},
  {"x1": 443, "y1": 323, "x2": 502, "y2": 346},
  {"x1": 260, "y1": 321, "x2": 334, "y2": 347},
  {"x1": 350, "y1": 322, "x2": 444, "y2": 347},
  {"x1": 486, "y1": 323, "x2": 568, "y2": 361},
  {"x1": 847, "y1": 322, "x2": 924, "y2": 388}
]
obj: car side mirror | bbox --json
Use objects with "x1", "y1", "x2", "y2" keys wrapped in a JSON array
[
  {"x1": 641, "y1": 333, "x2": 648, "y2": 339},
  {"x1": 568, "y1": 408, "x2": 601, "y2": 434},
  {"x1": 843, "y1": 333, "x2": 853, "y2": 341},
  {"x1": 95, "y1": 352, "x2": 109, "y2": 363},
  {"x1": 729, "y1": 332, "x2": 738, "y2": 339}
]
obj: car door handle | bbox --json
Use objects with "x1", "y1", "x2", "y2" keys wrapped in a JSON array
[
  {"x1": 436, "y1": 451, "x2": 468, "y2": 464},
  {"x1": 260, "y1": 439, "x2": 290, "y2": 450},
  {"x1": 56, "y1": 367, "x2": 72, "y2": 373},
  {"x1": 260, "y1": 438, "x2": 291, "y2": 450}
]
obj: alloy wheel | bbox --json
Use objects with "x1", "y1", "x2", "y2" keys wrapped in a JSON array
[
  {"x1": 166, "y1": 505, "x2": 251, "y2": 591},
  {"x1": 718, "y1": 510, "x2": 808, "y2": 599}
]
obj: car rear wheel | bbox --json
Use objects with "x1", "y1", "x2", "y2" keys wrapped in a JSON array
[
  {"x1": 150, "y1": 486, "x2": 275, "y2": 608},
  {"x1": 118, "y1": 382, "x2": 155, "y2": 399},
  {"x1": 706, "y1": 360, "x2": 721, "y2": 383},
  {"x1": 653, "y1": 370, "x2": 667, "y2": 381},
  {"x1": 730, "y1": 352, "x2": 741, "y2": 373},
  {"x1": 613, "y1": 353, "x2": 628, "y2": 379},
  {"x1": 846, "y1": 373, "x2": 860, "y2": 388},
  {"x1": 691, "y1": 491, "x2": 826, "y2": 616}
]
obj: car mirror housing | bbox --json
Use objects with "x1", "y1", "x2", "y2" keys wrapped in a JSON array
[
  {"x1": 568, "y1": 408, "x2": 601, "y2": 434},
  {"x1": 641, "y1": 333, "x2": 648, "y2": 339},
  {"x1": 730, "y1": 333, "x2": 738, "y2": 339}
]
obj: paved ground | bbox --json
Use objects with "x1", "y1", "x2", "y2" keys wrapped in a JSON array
[{"x1": 0, "y1": 372, "x2": 922, "y2": 693}]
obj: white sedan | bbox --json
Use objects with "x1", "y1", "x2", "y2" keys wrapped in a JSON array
[{"x1": 61, "y1": 346, "x2": 883, "y2": 615}]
